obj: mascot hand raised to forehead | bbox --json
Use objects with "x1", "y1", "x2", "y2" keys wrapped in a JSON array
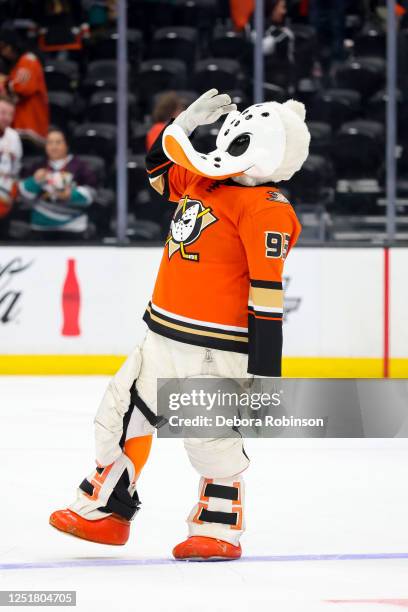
[
  {"x1": 163, "y1": 88, "x2": 310, "y2": 184},
  {"x1": 49, "y1": 90, "x2": 310, "y2": 562}
]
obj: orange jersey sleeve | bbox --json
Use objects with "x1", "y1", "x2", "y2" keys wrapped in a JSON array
[
  {"x1": 239, "y1": 190, "x2": 301, "y2": 376},
  {"x1": 9, "y1": 55, "x2": 43, "y2": 97},
  {"x1": 145, "y1": 121, "x2": 198, "y2": 202}
]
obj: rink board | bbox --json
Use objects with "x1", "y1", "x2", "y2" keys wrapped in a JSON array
[{"x1": 0, "y1": 245, "x2": 406, "y2": 376}]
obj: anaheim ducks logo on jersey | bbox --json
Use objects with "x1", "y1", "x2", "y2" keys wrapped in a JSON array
[{"x1": 166, "y1": 195, "x2": 218, "y2": 262}]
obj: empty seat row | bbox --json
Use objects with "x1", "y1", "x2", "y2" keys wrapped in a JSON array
[{"x1": 44, "y1": 57, "x2": 245, "y2": 101}]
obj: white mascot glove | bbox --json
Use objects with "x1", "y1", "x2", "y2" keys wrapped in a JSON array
[{"x1": 174, "y1": 88, "x2": 237, "y2": 136}]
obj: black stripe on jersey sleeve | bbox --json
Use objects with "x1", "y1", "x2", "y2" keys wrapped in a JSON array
[
  {"x1": 145, "y1": 120, "x2": 174, "y2": 179},
  {"x1": 250, "y1": 279, "x2": 283, "y2": 290},
  {"x1": 247, "y1": 314, "x2": 282, "y2": 376},
  {"x1": 248, "y1": 305, "x2": 283, "y2": 319},
  {"x1": 143, "y1": 309, "x2": 248, "y2": 354}
]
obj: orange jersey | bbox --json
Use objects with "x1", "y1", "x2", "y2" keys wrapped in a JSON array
[
  {"x1": 8, "y1": 53, "x2": 49, "y2": 142},
  {"x1": 145, "y1": 126, "x2": 301, "y2": 376}
]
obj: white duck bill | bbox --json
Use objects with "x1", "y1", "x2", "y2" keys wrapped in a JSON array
[{"x1": 162, "y1": 123, "x2": 259, "y2": 178}]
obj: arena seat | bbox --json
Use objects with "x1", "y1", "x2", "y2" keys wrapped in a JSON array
[
  {"x1": 1, "y1": 19, "x2": 37, "y2": 43},
  {"x1": 309, "y1": 89, "x2": 361, "y2": 130},
  {"x1": 295, "y1": 78, "x2": 319, "y2": 107},
  {"x1": 131, "y1": 122, "x2": 149, "y2": 154},
  {"x1": 87, "y1": 28, "x2": 143, "y2": 62},
  {"x1": 76, "y1": 155, "x2": 106, "y2": 185},
  {"x1": 127, "y1": 155, "x2": 150, "y2": 199},
  {"x1": 127, "y1": 0, "x2": 176, "y2": 29},
  {"x1": 227, "y1": 89, "x2": 250, "y2": 109},
  {"x1": 335, "y1": 56, "x2": 386, "y2": 99},
  {"x1": 264, "y1": 56, "x2": 294, "y2": 90},
  {"x1": 334, "y1": 179, "x2": 383, "y2": 215},
  {"x1": 344, "y1": 12, "x2": 364, "y2": 39},
  {"x1": 87, "y1": 91, "x2": 139, "y2": 124},
  {"x1": 192, "y1": 58, "x2": 241, "y2": 92},
  {"x1": 289, "y1": 155, "x2": 334, "y2": 207},
  {"x1": 82, "y1": 60, "x2": 123, "y2": 96},
  {"x1": 366, "y1": 89, "x2": 403, "y2": 125},
  {"x1": 306, "y1": 121, "x2": 332, "y2": 156},
  {"x1": 72, "y1": 123, "x2": 117, "y2": 163},
  {"x1": 263, "y1": 83, "x2": 288, "y2": 104},
  {"x1": 210, "y1": 27, "x2": 252, "y2": 65},
  {"x1": 354, "y1": 25, "x2": 386, "y2": 57},
  {"x1": 44, "y1": 60, "x2": 79, "y2": 92},
  {"x1": 149, "y1": 27, "x2": 198, "y2": 65},
  {"x1": 291, "y1": 24, "x2": 316, "y2": 79},
  {"x1": 48, "y1": 91, "x2": 75, "y2": 129},
  {"x1": 90, "y1": 188, "x2": 116, "y2": 238},
  {"x1": 86, "y1": 59, "x2": 122, "y2": 81},
  {"x1": 332, "y1": 120, "x2": 385, "y2": 179},
  {"x1": 172, "y1": 0, "x2": 217, "y2": 29},
  {"x1": 109, "y1": 154, "x2": 148, "y2": 201},
  {"x1": 139, "y1": 59, "x2": 187, "y2": 105}
]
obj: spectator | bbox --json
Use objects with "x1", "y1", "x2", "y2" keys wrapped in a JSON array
[
  {"x1": 261, "y1": 0, "x2": 294, "y2": 59},
  {"x1": 251, "y1": 0, "x2": 295, "y2": 91},
  {"x1": 37, "y1": 0, "x2": 89, "y2": 53},
  {"x1": 146, "y1": 91, "x2": 187, "y2": 151},
  {"x1": 38, "y1": 0, "x2": 85, "y2": 31},
  {"x1": 19, "y1": 128, "x2": 96, "y2": 237},
  {"x1": 0, "y1": 29, "x2": 49, "y2": 154},
  {"x1": 83, "y1": 0, "x2": 117, "y2": 30},
  {"x1": 0, "y1": 95, "x2": 22, "y2": 239},
  {"x1": 230, "y1": 0, "x2": 254, "y2": 31}
]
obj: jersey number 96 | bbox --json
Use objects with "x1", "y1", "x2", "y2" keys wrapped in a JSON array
[{"x1": 265, "y1": 231, "x2": 290, "y2": 259}]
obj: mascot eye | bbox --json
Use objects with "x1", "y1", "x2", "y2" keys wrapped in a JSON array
[{"x1": 226, "y1": 133, "x2": 251, "y2": 157}]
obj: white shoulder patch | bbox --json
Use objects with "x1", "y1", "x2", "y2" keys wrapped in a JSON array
[{"x1": 266, "y1": 190, "x2": 290, "y2": 204}]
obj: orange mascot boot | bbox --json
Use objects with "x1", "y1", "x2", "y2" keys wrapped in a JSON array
[
  {"x1": 49, "y1": 509, "x2": 130, "y2": 546},
  {"x1": 173, "y1": 536, "x2": 242, "y2": 560},
  {"x1": 173, "y1": 476, "x2": 245, "y2": 561},
  {"x1": 50, "y1": 435, "x2": 152, "y2": 545}
]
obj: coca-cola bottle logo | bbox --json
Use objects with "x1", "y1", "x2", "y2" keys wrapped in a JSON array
[{"x1": 61, "y1": 258, "x2": 81, "y2": 336}]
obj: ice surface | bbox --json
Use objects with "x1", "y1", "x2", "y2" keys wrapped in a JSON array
[{"x1": 1, "y1": 376, "x2": 408, "y2": 612}]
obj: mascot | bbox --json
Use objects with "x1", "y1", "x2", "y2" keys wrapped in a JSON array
[{"x1": 50, "y1": 90, "x2": 310, "y2": 560}]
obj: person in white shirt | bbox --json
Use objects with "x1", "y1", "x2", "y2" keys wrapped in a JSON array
[
  {"x1": 0, "y1": 95, "x2": 22, "y2": 222},
  {"x1": 262, "y1": 0, "x2": 294, "y2": 58}
]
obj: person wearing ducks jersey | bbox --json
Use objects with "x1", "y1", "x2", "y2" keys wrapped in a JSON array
[{"x1": 50, "y1": 89, "x2": 310, "y2": 561}]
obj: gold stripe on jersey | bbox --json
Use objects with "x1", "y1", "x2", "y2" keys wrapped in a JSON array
[
  {"x1": 250, "y1": 286, "x2": 284, "y2": 310},
  {"x1": 146, "y1": 305, "x2": 248, "y2": 342},
  {"x1": 143, "y1": 303, "x2": 248, "y2": 354}
]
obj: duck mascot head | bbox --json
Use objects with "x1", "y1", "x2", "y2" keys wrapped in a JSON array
[{"x1": 162, "y1": 88, "x2": 310, "y2": 186}]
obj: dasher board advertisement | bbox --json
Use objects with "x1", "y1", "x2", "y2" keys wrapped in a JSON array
[{"x1": 0, "y1": 246, "x2": 406, "y2": 376}]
